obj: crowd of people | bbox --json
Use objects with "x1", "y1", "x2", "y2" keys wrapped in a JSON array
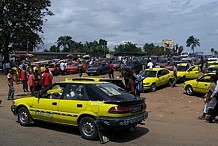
[{"x1": 4, "y1": 62, "x2": 53, "y2": 102}]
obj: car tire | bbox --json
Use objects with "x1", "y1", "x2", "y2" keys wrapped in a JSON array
[
  {"x1": 18, "y1": 107, "x2": 32, "y2": 126},
  {"x1": 79, "y1": 117, "x2": 98, "y2": 140},
  {"x1": 150, "y1": 83, "x2": 157, "y2": 92},
  {"x1": 186, "y1": 85, "x2": 194, "y2": 95}
]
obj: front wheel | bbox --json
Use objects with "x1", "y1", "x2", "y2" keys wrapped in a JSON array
[
  {"x1": 186, "y1": 85, "x2": 194, "y2": 95},
  {"x1": 79, "y1": 117, "x2": 98, "y2": 140},
  {"x1": 150, "y1": 83, "x2": 157, "y2": 92},
  {"x1": 18, "y1": 107, "x2": 32, "y2": 126}
]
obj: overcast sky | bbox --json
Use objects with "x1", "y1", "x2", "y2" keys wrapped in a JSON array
[{"x1": 41, "y1": 0, "x2": 218, "y2": 54}]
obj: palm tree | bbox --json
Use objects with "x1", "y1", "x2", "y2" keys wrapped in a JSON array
[
  {"x1": 211, "y1": 48, "x2": 215, "y2": 56},
  {"x1": 56, "y1": 36, "x2": 73, "y2": 52},
  {"x1": 186, "y1": 35, "x2": 200, "y2": 53},
  {"x1": 214, "y1": 50, "x2": 218, "y2": 57}
]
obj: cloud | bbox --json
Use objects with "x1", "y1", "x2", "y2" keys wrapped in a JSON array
[{"x1": 41, "y1": 0, "x2": 218, "y2": 54}]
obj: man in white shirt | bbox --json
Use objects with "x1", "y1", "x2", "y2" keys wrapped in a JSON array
[{"x1": 147, "y1": 59, "x2": 153, "y2": 69}]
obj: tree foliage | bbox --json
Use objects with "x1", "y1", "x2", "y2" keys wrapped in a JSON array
[
  {"x1": 186, "y1": 35, "x2": 200, "y2": 53},
  {"x1": 0, "y1": 0, "x2": 53, "y2": 62},
  {"x1": 52, "y1": 36, "x2": 109, "y2": 57},
  {"x1": 114, "y1": 42, "x2": 142, "y2": 54}
]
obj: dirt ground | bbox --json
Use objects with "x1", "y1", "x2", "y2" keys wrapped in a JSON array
[{"x1": 1, "y1": 71, "x2": 218, "y2": 146}]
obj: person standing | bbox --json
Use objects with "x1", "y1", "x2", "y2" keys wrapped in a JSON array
[
  {"x1": 199, "y1": 56, "x2": 204, "y2": 72},
  {"x1": 171, "y1": 64, "x2": 178, "y2": 87},
  {"x1": 198, "y1": 75, "x2": 217, "y2": 120},
  {"x1": 42, "y1": 68, "x2": 52, "y2": 89},
  {"x1": 147, "y1": 59, "x2": 154, "y2": 69},
  {"x1": 60, "y1": 61, "x2": 66, "y2": 76},
  {"x1": 135, "y1": 71, "x2": 143, "y2": 97},
  {"x1": 7, "y1": 70, "x2": 16, "y2": 100},
  {"x1": 78, "y1": 61, "x2": 83, "y2": 77},
  {"x1": 28, "y1": 71, "x2": 36, "y2": 96},
  {"x1": 20, "y1": 65, "x2": 28, "y2": 92},
  {"x1": 109, "y1": 61, "x2": 114, "y2": 79}
]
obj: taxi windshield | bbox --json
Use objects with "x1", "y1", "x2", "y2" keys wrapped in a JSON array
[{"x1": 140, "y1": 70, "x2": 157, "y2": 77}]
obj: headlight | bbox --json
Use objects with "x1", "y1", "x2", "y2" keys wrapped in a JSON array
[{"x1": 143, "y1": 82, "x2": 150, "y2": 85}]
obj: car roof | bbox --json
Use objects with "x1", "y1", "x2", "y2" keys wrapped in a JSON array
[
  {"x1": 71, "y1": 77, "x2": 123, "y2": 82},
  {"x1": 207, "y1": 65, "x2": 218, "y2": 68},
  {"x1": 144, "y1": 67, "x2": 165, "y2": 71},
  {"x1": 177, "y1": 63, "x2": 189, "y2": 66},
  {"x1": 59, "y1": 80, "x2": 109, "y2": 84}
]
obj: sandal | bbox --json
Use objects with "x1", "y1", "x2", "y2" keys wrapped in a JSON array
[{"x1": 197, "y1": 116, "x2": 206, "y2": 120}]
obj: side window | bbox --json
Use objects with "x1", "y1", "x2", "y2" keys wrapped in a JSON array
[
  {"x1": 162, "y1": 69, "x2": 168, "y2": 75},
  {"x1": 157, "y1": 71, "x2": 162, "y2": 77},
  {"x1": 62, "y1": 84, "x2": 87, "y2": 100},
  {"x1": 86, "y1": 85, "x2": 104, "y2": 101},
  {"x1": 41, "y1": 83, "x2": 66, "y2": 99}
]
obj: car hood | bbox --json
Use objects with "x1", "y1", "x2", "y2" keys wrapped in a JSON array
[{"x1": 88, "y1": 67, "x2": 100, "y2": 70}]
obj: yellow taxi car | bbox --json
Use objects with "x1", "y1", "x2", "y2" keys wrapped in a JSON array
[
  {"x1": 183, "y1": 73, "x2": 214, "y2": 95},
  {"x1": 140, "y1": 68, "x2": 174, "y2": 92},
  {"x1": 11, "y1": 80, "x2": 148, "y2": 142},
  {"x1": 177, "y1": 63, "x2": 199, "y2": 82},
  {"x1": 205, "y1": 65, "x2": 218, "y2": 74}
]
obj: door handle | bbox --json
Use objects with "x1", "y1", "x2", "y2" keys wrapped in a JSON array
[
  {"x1": 205, "y1": 84, "x2": 208, "y2": 86},
  {"x1": 77, "y1": 104, "x2": 82, "y2": 108},
  {"x1": 52, "y1": 102, "x2": 57, "y2": 105}
]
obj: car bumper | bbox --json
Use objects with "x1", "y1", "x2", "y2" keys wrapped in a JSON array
[
  {"x1": 11, "y1": 105, "x2": 17, "y2": 115},
  {"x1": 143, "y1": 85, "x2": 151, "y2": 90},
  {"x1": 96, "y1": 112, "x2": 148, "y2": 130}
]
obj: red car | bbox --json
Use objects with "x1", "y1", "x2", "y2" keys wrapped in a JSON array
[
  {"x1": 48, "y1": 63, "x2": 61, "y2": 76},
  {"x1": 66, "y1": 61, "x2": 86, "y2": 74}
]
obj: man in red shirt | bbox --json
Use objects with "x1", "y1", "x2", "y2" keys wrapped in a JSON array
[
  {"x1": 20, "y1": 66, "x2": 28, "y2": 92},
  {"x1": 42, "y1": 68, "x2": 52, "y2": 88},
  {"x1": 109, "y1": 61, "x2": 114, "y2": 79}
]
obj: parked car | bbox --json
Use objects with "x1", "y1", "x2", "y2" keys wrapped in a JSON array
[
  {"x1": 124, "y1": 60, "x2": 142, "y2": 73},
  {"x1": 113, "y1": 60, "x2": 121, "y2": 71},
  {"x1": 48, "y1": 62, "x2": 60, "y2": 76},
  {"x1": 86, "y1": 62, "x2": 110, "y2": 75},
  {"x1": 177, "y1": 63, "x2": 199, "y2": 82},
  {"x1": 183, "y1": 73, "x2": 214, "y2": 95},
  {"x1": 11, "y1": 80, "x2": 148, "y2": 141},
  {"x1": 140, "y1": 68, "x2": 174, "y2": 92},
  {"x1": 205, "y1": 65, "x2": 218, "y2": 74},
  {"x1": 66, "y1": 61, "x2": 86, "y2": 74}
]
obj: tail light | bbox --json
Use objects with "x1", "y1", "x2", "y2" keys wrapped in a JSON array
[{"x1": 108, "y1": 106, "x2": 131, "y2": 114}]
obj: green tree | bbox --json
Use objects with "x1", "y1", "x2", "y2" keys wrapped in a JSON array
[
  {"x1": 56, "y1": 36, "x2": 73, "y2": 52},
  {"x1": 186, "y1": 35, "x2": 200, "y2": 53},
  {"x1": 48, "y1": 45, "x2": 59, "y2": 52},
  {"x1": 211, "y1": 48, "x2": 215, "y2": 56},
  {"x1": 114, "y1": 42, "x2": 141, "y2": 54},
  {"x1": 0, "y1": 0, "x2": 53, "y2": 62}
]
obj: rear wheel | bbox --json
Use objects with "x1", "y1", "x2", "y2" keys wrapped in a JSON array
[
  {"x1": 186, "y1": 85, "x2": 194, "y2": 95},
  {"x1": 79, "y1": 117, "x2": 98, "y2": 140},
  {"x1": 150, "y1": 83, "x2": 157, "y2": 92}
]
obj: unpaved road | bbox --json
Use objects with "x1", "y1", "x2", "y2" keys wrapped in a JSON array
[{"x1": 0, "y1": 72, "x2": 218, "y2": 146}]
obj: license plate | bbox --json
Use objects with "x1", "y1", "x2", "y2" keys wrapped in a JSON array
[{"x1": 131, "y1": 105, "x2": 142, "y2": 113}]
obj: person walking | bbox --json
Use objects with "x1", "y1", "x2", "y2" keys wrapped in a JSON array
[
  {"x1": 109, "y1": 61, "x2": 114, "y2": 79},
  {"x1": 20, "y1": 65, "x2": 28, "y2": 92},
  {"x1": 171, "y1": 64, "x2": 178, "y2": 87},
  {"x1": 7, "y1": 69, "x2": 16, "y2": 100},
  {"x1": 147, "y1": 59, "x2": 154, "y2": 69}
]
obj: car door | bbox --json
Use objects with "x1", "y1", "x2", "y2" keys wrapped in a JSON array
[
  {"x1": 186, "y1": 66, "x2": 199, "y2": 79},
  {"x1": 57, "y1": 84, "x2": 88, "y2": 125},
  {"x1": 161, "y1": 69, "x2": 170, "y2": 85},
  {"x1": 31, "y1": 83, "x2": 66, "y2": 122},
  {"x1": 194, "y1": 75, "x2": 211, "y2": 93},
  {"x1": 156, "y1": 70, "x2": 164, "y2": 86}
]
